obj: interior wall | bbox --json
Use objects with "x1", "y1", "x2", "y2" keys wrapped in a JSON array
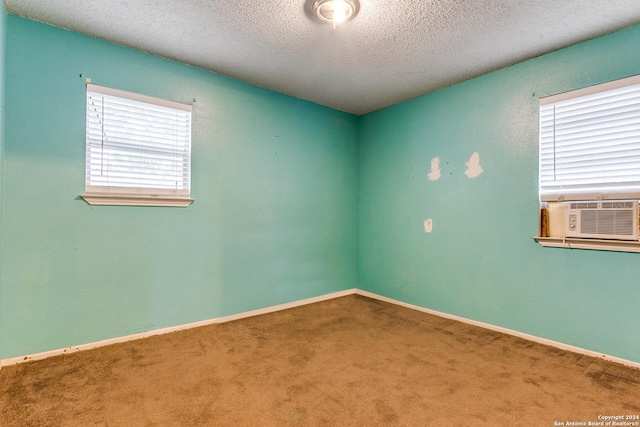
[
  {"x1": 358, "y1": 23, "x2": 640, "y2": 364},
  {"x1": 0, "y1": 4, "x2": 6, "y2": 360},
  {"x1": 3, "y1": 11, "x2": 640, "y2": 365},
  {"x1": 0, "y1": 16, "x2": 359, "y2": 359}
]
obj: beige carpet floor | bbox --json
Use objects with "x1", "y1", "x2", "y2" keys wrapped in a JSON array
[{"x1": 1, "y1": 294, "x2": 639, "y2": 426}]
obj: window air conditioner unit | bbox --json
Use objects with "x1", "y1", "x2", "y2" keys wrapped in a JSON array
[{"x1": 566, "y1": 201, "x2": 639, "y2": 241}]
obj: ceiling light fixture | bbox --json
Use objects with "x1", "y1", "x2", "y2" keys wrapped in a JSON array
[{"x1": 311, "y1": 0, "x2": 360, "y2": 29}]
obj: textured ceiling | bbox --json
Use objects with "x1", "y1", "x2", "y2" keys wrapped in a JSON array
[{"x1": 6, "y1": 0, "x2": 640, "y2": 115}]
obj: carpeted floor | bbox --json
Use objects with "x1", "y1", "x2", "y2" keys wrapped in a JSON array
[{"x1": 1, "y1": 294, "x2": 639, "y2": 426}]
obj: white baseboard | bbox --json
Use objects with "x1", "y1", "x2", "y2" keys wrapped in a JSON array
[
  {"x1": 214, "y1": 289, "x2": 357, "y2": 324},
  {"x1": 354, "y1": 289, "x2": 640, "y2": 370},
  {"x1": 0, "y1": 289, "x2": 358, "y2": 370},
  {"x1": 2, "y1": 287, "x2": 639, "y2": 371}
]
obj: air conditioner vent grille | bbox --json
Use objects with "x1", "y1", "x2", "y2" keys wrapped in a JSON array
[
  {"x1": 569, "y1": 201, "x2": 635, "y2": 209},
  {"x1": 581, "y1": 210, "x2": 634, "y2": 236},
  {"x1": 565, "y1": 200, "x2": 639, "y2": 241}
]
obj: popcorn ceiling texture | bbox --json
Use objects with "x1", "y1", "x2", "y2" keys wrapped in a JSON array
[{"x1": 5, "y1": 0, "x2": 640, "y2": 114}]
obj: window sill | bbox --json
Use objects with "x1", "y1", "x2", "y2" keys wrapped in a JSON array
[
  {"x1": 533, "y1": 236, "x2": 640, "y2": 253},
  {"x1": 80, "y1": 194, "x2": 194, "y2": 207}
]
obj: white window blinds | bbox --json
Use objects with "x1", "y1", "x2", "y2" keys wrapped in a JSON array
[
  {"x1": 85, "y1": 83, "x2": 192, "y2": 197},
  {"x1": 539, "y1": 75, "x2": 640, "y2": 202}
]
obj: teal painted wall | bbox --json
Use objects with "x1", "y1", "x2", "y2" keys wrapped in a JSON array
[
  {"x1": 0, "y1": 4, "x2": 6, "y2": 359},
  {"x1": 0, "y1": 16, "x2": 359, "y2": 359},
  {"x1": 3, "y1": 12, "x2": 640, "y2": 365},
  {"x1": 359, "y1": 24, "x2": 640, "y2": 363}
]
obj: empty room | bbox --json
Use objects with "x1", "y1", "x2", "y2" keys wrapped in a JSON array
[{"x1": 1, "y1": 0, "x2": 640, "y2": 425}]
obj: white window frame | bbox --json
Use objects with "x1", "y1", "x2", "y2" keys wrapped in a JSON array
[
  {"x1": 535, "y1": 75, "x2": 640, "y2": 252},
  {"x1": 81, "y1": 83, "x2": 194, "y2": 207}
]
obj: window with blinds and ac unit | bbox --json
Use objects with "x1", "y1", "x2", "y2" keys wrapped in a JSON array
[
  {"x1": 80, "y1": 83, "x2": 194, "y2": 207},
  {"x1": 536, "y1": 74, "x2": 640, "y2": 252}
]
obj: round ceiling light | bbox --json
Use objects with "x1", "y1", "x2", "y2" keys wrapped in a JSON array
[{"x1": 312, "y1": 0, "x2": 360, "y2": 27}]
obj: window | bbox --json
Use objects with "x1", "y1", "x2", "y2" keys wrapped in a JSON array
[
  {"x1": 536, "y1": 75, "x2": 640, "y2": 252},
  {"x1": 539, "y1": 74, "x2": 640, "y2": 202},
  {"x1": 81, "y1": 83, "x2": 194, "y2": 207}
]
